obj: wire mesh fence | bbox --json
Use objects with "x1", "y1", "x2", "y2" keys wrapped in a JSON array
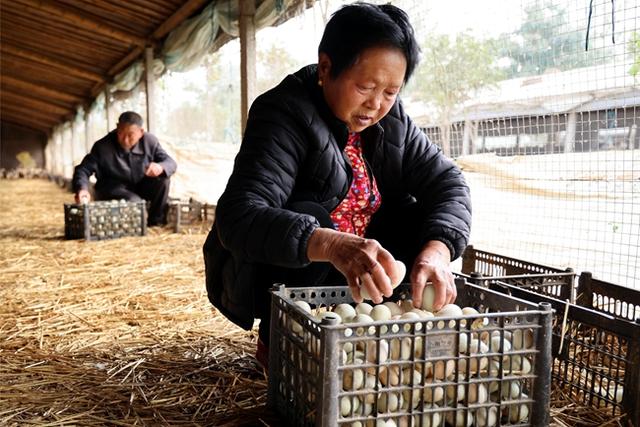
[{"x1": 401, "y1": 0, "x2": 638, "y2": 288}]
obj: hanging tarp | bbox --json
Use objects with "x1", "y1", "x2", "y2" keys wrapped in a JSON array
[
  {"x1": 101, "y1": 0, "x2": 299, "y2": 95},
  {"x1": 161, "y1": 0, "x2": 295, "y2": 73}
]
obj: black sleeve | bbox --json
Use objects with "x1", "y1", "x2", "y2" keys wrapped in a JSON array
[
  {"x1": 215, "y1": 95, "x2": 320, "y2": 268},
  {"x1": 147, "y1": 134, "x2": 177, "y2": 176},
  {"x1": 72, "y1": 147, "x2": 99, "y2": 193}
]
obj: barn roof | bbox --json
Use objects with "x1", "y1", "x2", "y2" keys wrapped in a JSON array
[{"x1": 0, "y1": 0, "x2": 309, "y2": 134}]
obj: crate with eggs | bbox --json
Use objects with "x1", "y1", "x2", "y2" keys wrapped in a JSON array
[
  {"x1": 489, "y1": 281, "x2": 639, "y2": 426},
  {"x1": 267, "y1": 271, "x2": 554, "y2": 427},
  {"x1": 457, "y1": 246, "x2": 640, "y2": 424},
  {"x1": 64, "y1": 200, "x2": 147, "y2": 241}
]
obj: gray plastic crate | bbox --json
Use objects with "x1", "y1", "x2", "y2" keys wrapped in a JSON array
[
  {"x1": 489, "y1": 281, "x2": 640, "y2": 425},
  {"x1": 64, "y1": 200, "x2": 146, "y2": 241},
  {"x1": 267, "y1": 278, "x2": 553, "y2": 426},
  {"x1": 461, "y1": 245, "x2": 576, "y2": 302},
  {"x1": 461, "y1": 246, "x2": 640, "y2": 324}
]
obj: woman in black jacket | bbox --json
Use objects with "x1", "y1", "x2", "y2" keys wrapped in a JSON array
[{"x1": 204, "y1": 2, "x2": 471, "y2": 366}]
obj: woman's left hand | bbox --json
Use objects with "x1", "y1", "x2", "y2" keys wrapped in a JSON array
[{"x1": 409, "y1": 241, "x2": 456, "y2": 311}]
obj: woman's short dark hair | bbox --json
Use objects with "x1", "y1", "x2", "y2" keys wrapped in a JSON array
[
  {"x1": 118, "y1": 111, "x2": 143, "y2": 127},
  {"x1": 318, "y1": 3, "x2": 420, "y2": 84}
]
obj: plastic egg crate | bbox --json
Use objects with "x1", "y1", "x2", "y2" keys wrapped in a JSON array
[
  {"x1": 267, "y1": 278, "x2": 553, "y2": 427},
  {"x1": 460, "y1": 246, "x2": 576, "y2": 302},
  {"x1": 167, "y1": 198, "x2": 203, "y2": 232},
  {"x1": 489, "y1": 281, "x2": 640, "y2": 426},
  {"x1": 64, "y1": 200, "x2": 147, "y2": 240}
]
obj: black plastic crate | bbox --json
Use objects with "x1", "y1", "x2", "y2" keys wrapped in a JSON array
[
  {"x1": 461, "y1": 245, "x2": 576, "y2": 302},
  {"x1": 167, "y1": 198, "x2": 203, "y2": 232},
  {"x1": 267, "y1": 279, "x2": 553, "y2": 426},
  {"x1": 489, "y1": 281, "x2": 640, "y2": 425},
  {"x1": 576, "y1": 272, "x2": 640, "y2": 323},
  {"x1": 64, "y1": 200, "x2": 147, "y2": 241}
]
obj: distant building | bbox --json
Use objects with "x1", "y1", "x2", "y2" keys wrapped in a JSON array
[{"x1": 406, "y1": 64, "x2": 640, "y2": 157}]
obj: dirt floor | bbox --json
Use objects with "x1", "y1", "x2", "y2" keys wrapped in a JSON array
[
  {"x1": 0, "y1": 179, "x2": 276, "y2": 426},
  {"x1": 0, "y1": 179, "x2": 630, "y2": 426}
]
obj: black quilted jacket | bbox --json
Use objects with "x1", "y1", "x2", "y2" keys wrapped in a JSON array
[{"x1": 204, "y1": 65, "x2": 471, "y2": 330}]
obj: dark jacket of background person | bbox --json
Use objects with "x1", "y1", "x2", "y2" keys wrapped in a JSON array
[
  {"x1": 72, "y1": 130, "x2": 177, "y2": 194},
  {"x1": 204, "y1": 64, "x2": 472, "y2": 330}
]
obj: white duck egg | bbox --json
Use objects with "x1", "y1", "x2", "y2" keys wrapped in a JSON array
[
  {"x1": 390, "y1": 260, "x2": 407, "y2": 288},
  {"x1": 445, "y1": 410, "x2": 474, "y2": 427},
  {"x1": 383, "y1": 301, "x2": 403, "y2": 316},
  {"x1": 435, "y1": 304, "x2": 463, "y2": 328},
  {"x1": 421, "y1": 286, "x2": 436, "y2": 312},
  {"x1": 423, "y1": 379, "x2": 445, "y2": 404},
  {"x1": 342, "y1": 368, "x2": 365, "y2": 390},
  {"x1": 511, "y1": 328, "x2": 534, "y2": 350},
  {"x1": 366, "y1": 339, "x2": 389, "y2": 363},
  {"x1": 370, "y1": 304, "x2": 392, "y2": 322},
  {"x1": 333, "y1": 303, "x2": 356, "y2": 322},
  {"x1": 476, "y1": 406, "x2": 498, "y2": 427},
  {"x1": 355, "y1": 302, "x2": 373, "y2": 315},
  {"x1": 509, "y1": 402, "x2": 530, "y2": 423}
]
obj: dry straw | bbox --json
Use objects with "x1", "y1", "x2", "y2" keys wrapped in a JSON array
[
  {"x1": 0, "y1": 179, "x2": 274, "y2": 426},
  {"x1": 0, "y1": 179, "x2": 624, "y2": 426}
]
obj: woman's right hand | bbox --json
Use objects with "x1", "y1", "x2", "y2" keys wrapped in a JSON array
[{"x1": 307, "y1": 228, "x2": 398, "y2": 304}]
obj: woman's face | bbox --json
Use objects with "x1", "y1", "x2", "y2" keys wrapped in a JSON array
[{"x1": 318, "y1": 46, "x2": 407, "y2": 133}]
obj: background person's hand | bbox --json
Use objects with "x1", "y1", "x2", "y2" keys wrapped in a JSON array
[
  {"x1": 75, "y1": 189, "x2": 91, "y2": 204},
  {"x1": 307, "y1": 228, "x2": 398, "y2": 304},
  {"x1": 145, "y1": 162, "x2": 164, "y2": 177},
  {"x1": 409, "y1": 240, "x2": 456, "y2": 312}
]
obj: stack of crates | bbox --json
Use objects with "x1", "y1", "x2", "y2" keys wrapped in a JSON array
[
  {"x1": 268, "y1": 279, "x2": 554, "y2": 426},
  {"x1": 492, "y1": 282, "x2": 639, "y2": 425},
  {"x1": 458, "y1": 246, "x2": 640, "y2": 425},
  {"x1": 64, "y1": 200, "x2": 146, "y2": 241}
]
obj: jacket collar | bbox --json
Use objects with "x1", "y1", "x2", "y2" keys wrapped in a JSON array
[
  {"x1": 130, "y1": 136, "x2": 145, "y2": 154},
  {"x1": 300, "y1": 65, "x2": 350, "y2": 149}
]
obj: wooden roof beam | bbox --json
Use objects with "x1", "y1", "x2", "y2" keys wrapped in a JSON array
[
  {"x1": 2, "y1": 105, "x2": 61, "y2": 125},
  {"x1": 0, "y1": 44, "x2": 104, "y2": 82},
  {"x1": 152, "y1": 0, "x2": 210, "y2": 40},
  {"x1": 1, "y1": 75, "x2": 86, "y2": 105},
  {"x1": 2, "y1": 90, "x2": 71, "y2": 116},
  {"x1": 1, "y1": 112, "x2": 55, "y2": 130},
  {"x1": 107, "y1": 46, "x2": 144, "y2": 78},
  {"x1": 16, "y1": 0, "x2": 147, "y2": 47},
  {"x1": 1, "y1": 87, "x2": 75, "y2": 110},
  {"x1": 1, "y1": 118, "x2": 50, "y2": 134}
]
